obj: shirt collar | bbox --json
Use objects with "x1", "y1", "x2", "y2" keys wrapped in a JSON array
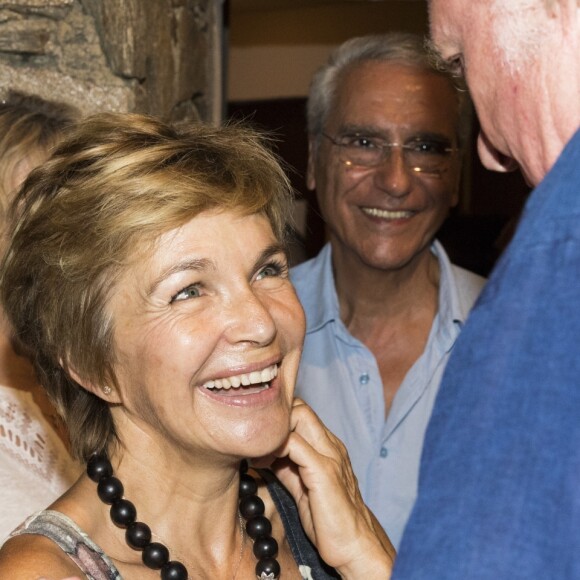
[
  {"x1": 298, "y1": 243, "x2": 341, "y2": 334},
  {"x1": 431, "y1": 239, "x2": 470, "y2": 350},
  {"x1": 299, "y1": 240, "x2": 470, "y2": 339}
]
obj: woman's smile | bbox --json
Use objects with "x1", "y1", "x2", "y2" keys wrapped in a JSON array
[
  {"x1": 199, "y1": 362, "x2": 282, "y2": 407},
  {"x1": 202, "y1": 362, "x2": 278, "y2": 390}
]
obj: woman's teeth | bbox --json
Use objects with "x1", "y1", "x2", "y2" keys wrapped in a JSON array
[{"x1": 203, "y1": 364, "x2": 278, "y2": 391}]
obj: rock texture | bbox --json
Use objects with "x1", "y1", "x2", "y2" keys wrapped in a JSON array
[{"x1": 0, "y1": 0, "x2": 217, "y2": 122}]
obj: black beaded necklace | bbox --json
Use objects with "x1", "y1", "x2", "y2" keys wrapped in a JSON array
[{"x1": 87, "y1": 454, "x2": 281, "y2": 580}]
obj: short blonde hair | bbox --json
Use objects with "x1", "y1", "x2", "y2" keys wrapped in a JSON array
[{"x1": 0, "y1": 113, "x2": 294, "y2": 461}]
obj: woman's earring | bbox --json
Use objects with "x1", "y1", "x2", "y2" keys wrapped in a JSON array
[{"x1": 102, "y1": 385, "x2": 112, "y2": 396}]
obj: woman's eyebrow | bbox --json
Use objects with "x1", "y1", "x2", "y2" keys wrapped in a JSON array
[
  {"x1": 147, "y1": 242, "x2": 286, "y2": 297},
  {"x1": 251, "y1": 243, "x2": 287, "y2": 271},
  {"x1": 147, "y1": 257, "x2": 214, "y2": 297}
]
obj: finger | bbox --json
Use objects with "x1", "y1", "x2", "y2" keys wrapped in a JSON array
[
  {"x1": 251, "y1": 401, "x2": 337, "y2": 468},
  {"x1": 274, "y1": 430, "x2": 348, "y2": 496},
  {"x1": 287, "y1": 417, "x2": 356, "y2": 495},
  {"x1": 289, "y1": 401, "x2": 347, "y2": 458},
  {"x1": 269, "y1": 456, "x2": 306, "y2": 500}
]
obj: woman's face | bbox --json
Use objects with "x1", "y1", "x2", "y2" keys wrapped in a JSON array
[{"x1": 106, "y1": 210, "x2": 305, "y2": 462}]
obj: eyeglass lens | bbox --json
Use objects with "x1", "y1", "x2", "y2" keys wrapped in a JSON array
[{"x1": 327, "y1": 134, "x2": 455, "y2": 174}]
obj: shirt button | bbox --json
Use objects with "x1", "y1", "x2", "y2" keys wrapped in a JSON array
[
  {"x1": 380, "y1": 447, "x2": 388, "y2": 458},
  {"x1": 359, "y1": 373, "x2": 370, "y2": 385}
]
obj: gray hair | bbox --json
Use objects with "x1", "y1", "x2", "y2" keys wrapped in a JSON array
[{"x1": 307, "y1": 32, "x2": 472, "y2": 148}]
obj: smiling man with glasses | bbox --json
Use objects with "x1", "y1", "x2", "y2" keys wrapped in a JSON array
[{"x1": 291, "y1": 32, "x2": 486, "y2": 549}]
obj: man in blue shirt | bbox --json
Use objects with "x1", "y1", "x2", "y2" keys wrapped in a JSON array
[
  {"x1": 392, "y1": 1, "x2": 580, "y2": 578},
  {"x1": 292, "y1": 32, "x2": 485, "y2": 549}
]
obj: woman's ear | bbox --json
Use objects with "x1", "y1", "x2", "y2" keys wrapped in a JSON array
[{"x1": 62, "y1": 358, "x2": 122, "y2": 404}]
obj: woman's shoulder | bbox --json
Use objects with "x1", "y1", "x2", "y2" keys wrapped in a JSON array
[
  {"x1": 1, "y1": 508, "x2": 121, "y2": 580},
  {"x1": 0, "y1": 533, "x2": 81, "y2": 579}
]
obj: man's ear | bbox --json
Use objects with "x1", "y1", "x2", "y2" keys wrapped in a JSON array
[
  {"x1": 306, "y1": 136, "x2": 318, "y2": 191},
  {"x1": 63, "y1": 359, "x2": 122, "y2": 404}
]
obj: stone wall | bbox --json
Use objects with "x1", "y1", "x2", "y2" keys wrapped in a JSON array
[{"x1": 0, "y1": 0, "x2": 219, "y2": 122}]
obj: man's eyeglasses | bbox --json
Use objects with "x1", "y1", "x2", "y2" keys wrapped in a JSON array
[{"x1": 321, "y1": 132, "x2": 458, "y2": 176}]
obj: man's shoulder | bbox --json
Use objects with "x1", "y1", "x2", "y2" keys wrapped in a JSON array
[
  {"x1": 450, "y1": 263, "x2": 487, "y2": 292},
  {"x1": 445, "y1": 259, "x2": 487, "y2": 316},
  {"x1": 434, "y1": 240, "x2": 486, "y2": 304}
]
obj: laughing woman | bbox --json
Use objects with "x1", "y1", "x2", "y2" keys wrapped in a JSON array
[{"x1": 0, "y1": 114, "x2": 394, "y2": 579}]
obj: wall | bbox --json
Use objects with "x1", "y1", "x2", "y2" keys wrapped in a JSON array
[
  {"x1": 228, "y1": 1, "x2": 428, "y2": 101},
  {"x1": 0, "y1": 0, "x2": 219, "y2": 122}
]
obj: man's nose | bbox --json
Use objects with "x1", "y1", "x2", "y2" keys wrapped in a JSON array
[{"x1": 372, "y1": 147, "x2": 413, "y2": 198}]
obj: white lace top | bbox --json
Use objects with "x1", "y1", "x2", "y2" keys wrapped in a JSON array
[{"x1": 0, "y1": 384, "x2": 81, "y2": 541}]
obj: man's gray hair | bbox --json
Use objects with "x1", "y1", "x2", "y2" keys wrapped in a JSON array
[{"x1": 307, "y1": 32, "x2": 471, "y2": 148}]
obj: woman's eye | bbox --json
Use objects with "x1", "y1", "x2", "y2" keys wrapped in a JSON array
[
  {"x1": 171, "y1": 284, "x2": 202, "y2": 302},
  {"x1": 256, "y1": 261, "x2": 287, "y2": 281}
]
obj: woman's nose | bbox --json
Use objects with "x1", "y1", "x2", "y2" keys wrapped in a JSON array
[{"x1": 223, "y1": 288, "x2": 277, "y2": 347}]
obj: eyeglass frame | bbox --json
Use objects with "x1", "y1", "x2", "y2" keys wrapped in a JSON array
[{"x1": 320, "y1": 131, "x2": 459, "y2": 176}]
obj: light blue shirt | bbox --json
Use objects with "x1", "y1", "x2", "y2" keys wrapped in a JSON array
[{"x1": 291, "y1": 241, "x2": 485, "y2": 549}]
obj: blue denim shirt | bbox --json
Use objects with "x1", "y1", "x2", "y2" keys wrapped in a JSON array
[
  {"x1": 291, "y1": 241, "x2": 485, "y2": 549},
  {"x1": 394, "y1": 130, "x2": 580, "y2": 579}
]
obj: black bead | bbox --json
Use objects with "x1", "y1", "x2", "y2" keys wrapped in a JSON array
[
  {"x1": 143, "y1": 542, "x2": 170, "y2": 569},
  {"x1": 255, "y1": 557, "x2": 281, "y2": 578},
  {"x1": 246, "y1": 515, "x2": 272, "y2": 539},
  {"x1": 161, "y1": 560, "x2": 188, "y2": 580},
  {"x1": 126, "y1": 521, "x2": 151, "y2": 549},
  {"x1": 88, "y1": 453, "x2": 280, "y2": 579},
  {"x1": 253, "y1": 535, "x2": 278, "y2": 559},
  {"x1": 87, "y1": 454, "x2": 113, "y2": 482},
  {"x1": 97, "y1": 476, "x2": 124, "y2": 504},
  {"x1": 239, "y1": 494, "x2": 265, "y2": 519},
  {"x1": 111, "y1": 498, "x2": 136, "y2": 527},
  {"x1": 239, "y1": 473, "x2": 258, "y2": 498}
]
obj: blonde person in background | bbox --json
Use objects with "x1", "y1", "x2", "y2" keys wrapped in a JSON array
[{"x1": 0, "y1": 91, "x2": 82, "y2": 540}]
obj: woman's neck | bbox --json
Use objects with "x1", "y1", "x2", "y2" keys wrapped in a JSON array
[{"x1": 83, "y1": 432, "x2": 247, "y2": 577}]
